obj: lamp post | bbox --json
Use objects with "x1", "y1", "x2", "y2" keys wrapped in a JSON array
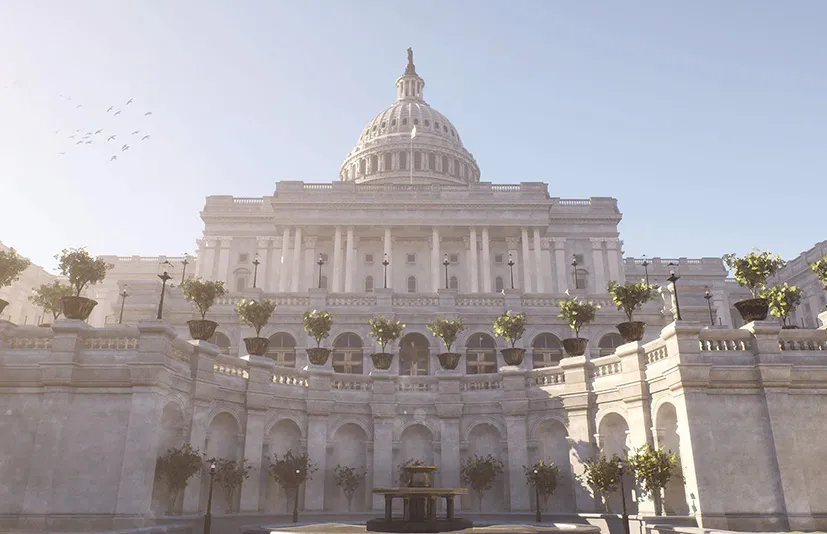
[
  {"x1": 641, "y1": 254, "x2": 650, "y2": 286},
  {"x1": 618, "y1": 460, "x2": 630, "y2": 534},
  {"x1": 317, "y1": 253, "x2": 325, "y2": 289},
  {"x1": 667, "y1": 263, "x2": 682, "y2": 321},
  {"x1": 443, "y1": 254, "x2": 450, "y2": 289},
  {"x1": 157, "y1": 260, "x2": 174, "y2": 320},
  {"x1": 118, "y1": 286, "x2": 129, "y2": 324},
  {"x1": 293, "y1": 469, "x2": 301, "y2": 523},
  {"x1": 533, "y1": 469, "x2": 541, "y2": 523},
  {"x1": 571, "y1": 255, "x2": 579, "y2": 290},
  {"x1": 704, "y1": 286, "x2": 714, "y2": 325},
  {"x1": 382, "y1": 253, "x2": 390, "y2": 289},
  {"x1": 507, "y1": 253, "x2": 515, "y2": 289},
  {"x1": 203, "y1": 461, "x2": 216, "y2": 534},
  {"x1": 180, "y1": 254, "x2": 189, "y2": 284},
  {"x1": 252, "y1": 252, "x2": 260, "y2": 288}
]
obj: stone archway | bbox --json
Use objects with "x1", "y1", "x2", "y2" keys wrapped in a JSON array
[
  {"x1": 656, "y1": 403, "x2": 689, "y2": 515},
  {"x1": 399, "y1": 333, "x2": 430, "y2": 376},
  {"x1": 263, "y1": 419, "x2": 303, "y2": 513},
  {"x1": 463, "y1": 423, "x2": 506, "y2": 513},
  {"x1": 531, "y1": 419, "x2": 575, "y2": 513},
  {"x1": 597, "y1": 412, "x2": 637, "y2": 514},
  {"x1": 325, "y1": 422, "x2": 370, "y2": 512},
  {"x1": 202, "y1": 412, "x2": 241, "y2": 513},
  {"x1": 151, "y1": 402, "x2": 185, "y2": 514}
]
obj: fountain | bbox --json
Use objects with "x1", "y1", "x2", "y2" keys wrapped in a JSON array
[{"x1": 367, "y1": 464, "x2": 473, "y2": 533}]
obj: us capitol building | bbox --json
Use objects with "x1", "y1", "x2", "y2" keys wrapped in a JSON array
[{"x1": 1, "y1": 50, "x2": 826, "y2": 533}]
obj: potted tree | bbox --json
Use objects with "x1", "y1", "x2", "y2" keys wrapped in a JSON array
[
  {"x1": 236, "y1": 298, "x2": 277, "y2": 356},
  {"x1": 55, "y1": 247, "x2": 113, "y2": 321},
  {"x1": 460, "y1": 454, "x2": 504, "y2": 512},
  {"x1": 558, "y1": 297, "x2": 600, "y2": 356},
  {"x1": 180, "y1": 278, "x2": 226, "y2": 340},
  {"x1": 368, "y1": 315, "x2": 405, "y2": 370},
  {"x1": 810, "y1": 254, "x2": 827, "y2": 296},
  {"x1": 763, "y1": 283, "x2": 803, "y2": 329},
  {"x1": 426, "y1": 317, "x2": 465, "y2": 370},
  {"x1": 523, "y1": 461, "x2": 560, "y2": 513},
  {"x1": 155, "y1": 443, "x2": 203, "y2": 514},
  {"x1": 303, "y1": 310, "x2": 334, "y2": 365},
  {"x1": 581, "y1": 453, "x2": 624, "y2": 513},
  {"x1": 333, "y1": 464, "x2": 367, "y2": 512},
  {"x1": 723, "y1": 250, "x2": 786, "y2": 323},
  {"x1": 492, "y1": 310, "x2": 527, "y2": 365},
  {"x1": 212, "y1": 457, "x2": 252, "y2": 513},
  {"x1": 29, "y1": 281, "x2": 72, "y2": 325},
  {"x1": 626, "y1": 444, "x2": 682, "y2": 516},
  {"x1": 269, "y1": 449, "x2": 318, "y2": 523},
  {"x1": 0, "y1": 247, "x2": 31, "y2": 317},
  {"x1": 608, "y1": 280, "x2": 656, "y2": 342}
]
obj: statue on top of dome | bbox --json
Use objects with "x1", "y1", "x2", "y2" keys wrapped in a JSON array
[{"x1": 405, "y1": 47, "x2": 416, "y2": 75}]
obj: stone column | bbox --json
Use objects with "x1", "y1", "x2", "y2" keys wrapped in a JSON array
[
  {"x1": 532, "y1": 228, "x2": 545, "y2": 293},
  {"x1": 505, "y1": 237, "x2": 521, "y2": 290},
  {"x1": 194, "y1": 238, "x2": 208, "y2": 279},
  {"x1": 431, "y1": 227, "x2": 441, "y2": 292},
  {"x1": 217, "y1": 237, "x2": 232, "y2": 285},
  {"x1": 552, "y1": 238, "x2": 567, "y2": 293},
  {"x1": 590, "y1": 238, "x2": 607, "y2": 291},
  {"x1": 332, "y1": 226, "x2": 343, "y2": 292},
  {"x1": 240, "y1": 355, "x2": 275, "y2": 512},
  {"x1": 372, "y1": 418, "x2": 394, "y2": 510},
  {"x1": 256, "y1": 238, "x2": 271, "y2": 291},
  {"x1": 437, "y1": 374, "x2": 462, "y2": 495},
  {"x1": 305, "y1": 415, "x2": 329, "y2": 511},
  {"x1": 279, "y1": 227, "x2": 291, "y2": 292},
  {"x1": 469, "y1": 228, "x2": 479, "y2": 293},
  {"x1": 345, "y1": 226, "x2": 355, "y2": 293},
  {"x1": 561, "y1": 354, "x2": 598, "y2": 512},
  {"x1": 304, "y1": 236, "x2": 317, "y2": 291},
  {"x1": 481, "y1": 227, "x2": 492, "y2": 292},
  {"x1": 521, "y1": 228, "x2": 532, "y2": 293},
  {"x1": 183, "y1": 401, "x2": 212, "y2": 512},
  {"x1": 384, "y1": 227, "x2": 393, "y2": 290},
  {"x1": 291, "y1": 227, "x2": 303, "y2": 292},
  {"x1": 606, "y1": 238, "x2": 622, "y2": 283}
]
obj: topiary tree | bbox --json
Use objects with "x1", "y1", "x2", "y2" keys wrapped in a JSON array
[
  {"x1": 626, "y1": 444, "x2": 682, "y2": 516},
  {"x1": 368, "y1": 316, "x2": 406, "y2": 353},
  {"x1": 607, "y1": 280, "x2": 656, "y2": 323},
  {"x1": 210, "y1": 457, "x2": 252, "y2": 513},
  {"x1": 156, "y1": 443, "x2": 203, "y2": 514},
  {"x1": 426, "y1": 317, "x2": 464, "y2": 352},
  {"x1": 460, "y1": 454, "x2": 504, "y2": 512},
  {"x1": 55, "y1": 247, "x2": 113, "y2": 297},
  {"x1": 236, "y1": 298, "x2": 277, "y2": 337},
  {"x1": 303, "y1": 309, "x2": 334, "y2": 347},
  {"x1": 0, "y1": 248, "x2": 31, "y2": 289},
  {"x1": 29, "y1": 281, "x2": 72, "y2": 322},
  {"x1": 558, "y1": 297, "x2": 600, "y2": 339},
  {"x1": 492, "y1": 310, "x2": 527, "y2": 348},
  {"x1": 762, "y1": 283, "x2": 803, "y2": 327},
  {"x1": 333, "y1": 464, "x2": 367, "y2": 512},
  {"x1": 723, "y1": 250, "x2": 786, "y2": 299},
  {"x1": 581, "y1": 453, "x2": 624, "y2": 512},
  {"x1": 180, "y1": 278, "x2": 226, "y2": 320},
  {"x1": 269, "y1": 450, "x2": 317, "y2": 523},
  {"x1": 523, "y1": 461, "x2": 560, "y2": 512}
]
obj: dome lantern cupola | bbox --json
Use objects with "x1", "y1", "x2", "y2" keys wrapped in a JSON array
[{"x1": 396, "y1": 48, "x2": 425, "y2": 102}]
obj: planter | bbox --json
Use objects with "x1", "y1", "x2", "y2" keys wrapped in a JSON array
[
  {"x1": 733, "y1": 297, "x2": 769, "y2": 323},
  {"x1": 61, "y1": 296, "x2": 97, "y2": 321},
  {"x1": 0, "y1": 298, "x2": 8, "y2": 316},
  {"x1": 562, "y1": 337, "x2": 589, "y2": 357},
  {"x1": 244, "y1": 336, "x2": 270, "y2": 356},
  {"x1": 370, "y1": 352, "x2": 394, "y2": 370},
  {"x1": 616, "y1": 321, "x2": 646, "y2": 342},
  {"x1": 437, "y1": 352, "x2": 462, "y2": 370},
  {"x1": 306, "y1": 347, "x2": 331, "y2": 365},
  {"x1": 781, "y1": 325, "x2": 799, "y2": 330},
  {"x1": 187, "y1": 319, "x2": 218, "y2": 341},
  {"x1": 501, "y1": 347, "x2": 526, "y2": 366}
]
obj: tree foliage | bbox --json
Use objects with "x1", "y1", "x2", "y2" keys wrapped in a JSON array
[
  {"x1": 460, "y1": 454, "x2": 504, "y2": 511},
  {"x1": 426, "y1": 317, "x2": 464, "y2": 352},
  {"x1": 55, "y1": 247, "x2": 113, "y2": 297},
  {"x1": 29, "y1": 281, "x2": 72, "y2": 321},
  {"x1": 723, "y1": 250, "x2": 786, "y2": 298},
  {"x1": 762, "y1": 283, "x2": 803, "y2": 325},
  {"x1": 210, "y1": 457, "x2": 252, "y2": 511},
  {"x1": 581, "y1": 453, "x2": 624, "y2": 512},
  {"x1": 558, "y1": 297, "x2": 600, "y2": 338},
  {"x1": 810, "y1": 254, "x2": 827, "y2": 288},
  {"x1": 608, "y1": 280, "x2": 656, "y2": 322},
  {"x1": 523, "y1": 461, "x2": 560, "y2": 507},
  {"x1": 236, "y1": 298, "x2": 276, "y2": 336},
  {"x1": 626, "y1": 444, "x2": 681, "y2": 499},
  {"x1": 156, "y1": 443, "x2": 203, "y2": 512},
  {"x1": 303, "y1": 309, "x2": 333, "y2": 347},
  {"x1": 180, "y1": 278, "x2": 226, "y2": 320},
  {"x1": 368, "y1": 316, "x2": 406, "y2": 352},
  {"x1": 334, "y1": 464, "x2": 367, "y2": 511},
  {"x1": 492, "y1": 310, "x2": 527, "y2": 348},
  {"x1": 0, "y1": 248, "x2": 31, "y2": 289},
  {"x1": 269, "y1": 450, "x2": 317, "y2": 495}
]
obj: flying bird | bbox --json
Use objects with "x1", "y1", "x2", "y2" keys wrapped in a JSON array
[
  {"x1": 144, "y1": 111, "x2": 152, "y2": 116},
  {"x1": 107, "y1": 135, "x2": 116, "y2": 141},
  {"x1": 110, "y1": 155, "x2": 117, "y2": 161},
  {"x1": 76, "y1": 140, "x2": 83, "y2": 145},
  {"x1": 85, "y1": 140, "x2": 93, "y2": 144},
  {"x1": 121, "y1": 144, "x2": 130, "y2": 152},
  {"x1": 106, "y1": 106, "x2": 114, "y2": 113},
  {"x1": 76, "y1": 104, "x2": 83, "y2": 108},
  {"x1": 94, "y1": 129, "x2": 102, "y2": 134},
  {"x1": 113, "y1": 110, "x2": 121, "y2": 116},
  {"x1": 126, "y1": 98, "x2": 133, "y2": 105},
  {"x1": 68, "y1": 134, "x2": 76, "y2": 139},
  {"x1": 141, "y1": 135, "x2": 150, "y2": 141},
  {"x1": 53, "y1": 129, "x2": 60, "y2": 134},
  {"x1": 75, "y1": 129, "x2": 81, "y2": 132},
  {"x1": 58, "y1": 152, "x2": 66, "y2": 156},
  {"x1": 132, "y1": 130, "x2": 140, "y2": 135},
  {"x1": 60, "y1": 94, "x2": 72, "y2": 100}
]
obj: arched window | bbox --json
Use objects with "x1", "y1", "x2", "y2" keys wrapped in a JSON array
[
  {"x1": 399, "y1": 151, "x2": 408, "y2": 170},
  {"x1": 575, "y1": 269, "x2": 588, "y2": 290},
  {"x1": 359, "y1": 159, "x2": 366, "y2": 175},
  {"x1": 369, "y1": 155, "x2": 378, "y2": 175},
  {"x1": 449, "y1": 276, "x2": 458, "y2": 290},
  {"x1": 383, "y1": 152, "x2": 392, "y2": 171},
  {"x1": 209, "y1": 332, "x2": 232, "y2": 355},
  {"x1": 449, "y1": 158, "x2": 456, "y2": 176},
  {"x1": 365, "y1": 275, "x2": 374, "y2": 293},
  {"x1": 414, "y1": 152, "x2": 422, "y2": 170},
  {"x1": 598, "y1": 333, "x2": 626, "y2": 357},
  {"x1": 495, "y1": 276, "x2": 504, "y2": 292},
  {"x1": 267, "y1": 332, "x2": 296, "y2": 367},
  {"x1": 532, "y1": 333, "x2": 563, "y2": 368},
  {"x1": 234, "y1": 269, "x2": 251, "y2": 292},
  {"x1": 399, "y1": 333, "x2": 430, "y2": 376},
  {"x1": 465, "y1": 333, "x2": 497, "y2": 374},
  {"x1": 319, "y1": 276, "x2": 328, "y2": 290},
  {"x1": 333, "y1": 333, "x2": 363, "y2": 374},
  {"x1": 428, "y1": 152, "x2": 436, "y2": 170},
  {"x1": 407, "y1": 276, "x2": 417, "y2": 293},
  {"x1": 442, "y1": 155, "x2": 448, "y2": 174}
]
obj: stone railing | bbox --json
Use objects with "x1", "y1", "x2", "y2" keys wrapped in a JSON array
[
  {"x1": 397, "y1": 375, "x2": 438, "y2": 392},
  {"x1": 457, "y1": 296, "x2": 505, "y2": 307},
  {"x1": 327, "y1": 295, "x2": 377, "y2": 307},
  {"x1": 593, "y1": 355, "x2": 622, "y2": 377},
  {"x1": 214, "y1": 354, "x2": 249, "y2": 379},
  {"x1": 272, "y1": 367, "x2": 309, "y2": 388},
  {"x1": 233, "y1": 198, "x2": 264, "y2": 205},
  {"x1": 699, "y1": 329, "x2": 753, "y2": 352},
  {"x1": 393, "y1": 295, "x2": 439, "y2": 307},
  {"x1": 777, "y1": 329, "x2": 827, "y2": 352},
  {"x1": 556, "y1": 199, "x2": 591, "y2": 207},
  {"x1": 460, "y1": 374, "x2": 502, "y2": 391},
  {"x1": 644, "y1": 343, "x2": 669, "y2": 365},
  {"x1": 6, "y1": 330, "x2": 54, "y2": 350},
  {"x1": 84, "y1": 335, "x2": 140, "y2": 350},
  {"x1": 332, "y1": 374, "x2": 373, "y2": 392},
  {"x1": 528, "y1": 367, "x2": 565, "y2": 386}
]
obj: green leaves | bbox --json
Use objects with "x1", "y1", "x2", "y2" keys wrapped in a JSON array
[
  {"x1": 180, "y1": 278, "x2": 226, "y2": 320},
  {"x1": 0, "y1": 248, "x2": 31, "y2": 289},
  {"x1": 558, "y1": 297, "x2": 600, "y2": 338},
  {"x1": 492, "y1": 310, "x2": 527, "y2": 349},
  {"x1": 269, "y1": 450, "x2": 318, "y2": 494},
  {"x1": 523, "y1": 461, "x2": 560, "y2": 498},
  {"x1": 210, "y1": 457, "x2": 252, "y2": 497},
  {"x1": 369, "y1": 316, "x2": 405, "y2": 352},
  {"x1": 580, "y1": 454, "x2": 624, "y2": 512},
  {"x1": 156, "y1": 443, "x2": 204, "y2": 495},
  {"x1": 626, "y1": 444, "x2": 681, "y2": 498},
  {"x1": 55, "y1": 247, "x2": 113, "y2": 297},
  {"x1": 761, "y1": 283, "x2": 803, "y2": 325},
  {"x1": 810, "y1": 254, "x2": 827, "y2": 287},
  {"x1": 723, "y1": 250, "x2": 786, "y2": 298},
  {"x1": 608, "y1": 280, "x2": 656, "y2": 322},
  {"x1": 29, "y1": 281, "x2": 73, "y2": 321},
  {"x1": 303, "y1": 309, "x2": 334, "y2": 348},
  {"x1": 334, "y1": 464, "x2": 367, "y2": 510},
  {"x1": 461, "y1": 454, "x2": 504, "y2": 510},
  {"x1": 426, "y1": 317, "x2": 464, "y2": 352},
  {"x1": 236, "y1": 298, "x2": 276, "y2": 336}
]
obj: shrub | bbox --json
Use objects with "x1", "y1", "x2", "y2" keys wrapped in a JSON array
[
  {"x1": 211, "y1": 458, "x2": 252, "y2": 513},
  {"x1": 460, "y1": 454, "x2": 504, "y2": 512},
  {"x1": 810, "y1": 254, "x2": 827, "y2": 288},
  {"x1": 29, "y1": 281, "x2": 72, "y2": 321},
  {"x1": 236, "y1": 298, "x2": 276, "y2": 337},
  {"x1": 156, "y1": 443, "x2": 203, "y2": 513},
  {"x1": 608, "y1": 280, "x2": 656, "y2": 322},
  {"x1": 762, "y1": 283, "x2": 803, "y2": 326},
  {"x1": 269, "y1": 450, "x2": 317, "y2": 522},
  {"x1": 0, "y1": 248, "x2": 31, "y2": 289},
  {"x1": 626, "y1": 444, "x2": 682, "y2": 516},
  {"x1": 334, "y1": 464, "x2": 367, "y2": 511},
  {"x1": 723, "y1": 250, "x2": 785, "y2": 299},
  {"x1": 558, "y1": 297, "x2": 600, "y2": 338},
  {"x1": 303, "y1": 310, "x2": 333, "y2": 348},
  {"x1": 581, "y1": 453, "x2": 624, "y2": 512},
  {"x1": 523, "y1": 461, "x2": 560, "y2": 510},
  {"x1": 55, "y1": 247, "x2": 113, "y2": 297},
  {"x1": 492, "y1": 310, "x2": 527, "y2": 348},
  {"x1": 180, "y1": 278, "x2": 226, "y2": 320},
  {"x1": 426, "y1": 317, "x2": 464, "y2": 352},
  {"x1": 368, "y1": 316, "x2": 405, "y2": 352}
]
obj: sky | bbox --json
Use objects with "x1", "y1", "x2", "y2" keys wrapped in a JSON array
[{"x1": 1, "y1": 1, "x2": 825, "y2": 272}]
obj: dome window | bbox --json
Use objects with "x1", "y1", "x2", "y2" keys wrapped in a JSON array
[
  {"x1": 391, "y1": 119, "x2": 397, "y2": 126},
  {"x1": 381, "y1": 121, "x2": 386, "y2": 128},
  {"x1": 443, "y1": 125, "x2": 448, "y2": 132},
  {"x1": 424, "y1": 120, "x2": 430, "y2": 127},
  {"x1": 435, "y1": 122, "x2": 440, "y2": 130},
  {"x1": 451, "y1": 128, "x2": 455, "y2": 137},
  {"x1": 372, "y1": 125, "x2": 377, "y2": 131},
  {"x1": 402, "y1": 118, "x2": 408, "y2": 125},
  {"x1": 413, "y1": 118, "x2": 419, "y2": 125}
]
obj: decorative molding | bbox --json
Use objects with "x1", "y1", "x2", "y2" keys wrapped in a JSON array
[
  {"x1": 256, "y1": 238, "x2": 271, "y2": 249},
  {"x1": 219, "y1": 237, "x2": 233, "y2": 248},
  {"x1": 505, "y1": 237, "x2": 521, "y2": 249},
  {"x1": 303, "y1": 236, "x2": 318, "y2": 248}
]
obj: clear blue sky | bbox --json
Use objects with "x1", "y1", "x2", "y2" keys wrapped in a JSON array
[{"x1": 1, "y1": 1, "x2": 824, "y2": 272}]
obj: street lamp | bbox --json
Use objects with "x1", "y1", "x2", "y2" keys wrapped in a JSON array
[
  {"x1": 293, "y1": 469, "x2": 301, "y2": 523},
  {"x1": 382, "y1": 253, "x2": 390, "y2": 289},
  {"x1": 118, "y1": 286, "x2": 129, "y2": 324},
  {"x1": 443, "y1": 254, "x2": 450, "y2": 289},
  {"x1": 641, "y1": 254, "x2": 650, "y2": 286},
  {"x1": 533, "y1": 468, "x2": 541, "y2": 523},
  {"x1": 252, "y1": 252, "x2": 260, "y2": 288},
  {"x1": 180, "y1": 254, "x2": 190, "y2": 284},
  {"x1": 507, "y1": 253, "x2": 515, "y2": 289},
  {"x1": 704, "y1": 286, "x2": 714, "y2": 325},
  {"x1": 667, "y1": 263, "x2": 682, "y2": 321},
  {"x1": 317, "y1": 253, "x2": 325, "y2": 289},
  {"x1": 157, "y1": 260, "x2": 174, "y2": 320},
  {"x1": 204, "y1": 461, "x2": 216, "y2": 534},
  {"x1": 618, "y1": 460, "x2": 631, "y2": 534},
  {"x1": 571, "y1": 255, "x2": 579, "y2": 290}
]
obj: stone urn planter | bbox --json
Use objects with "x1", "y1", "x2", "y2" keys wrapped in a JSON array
[
  {"x1": 244, "y1": 336, "x2": 269, "y2": 356},
  {"x1": 61, "y1": 296, "x2": 97, "y2": 321},
  {"x1": 0, "y1": 298, "x2": 8, "y2": 317},
  {"x1": 734, "y1": 297, "x2": 769, "y2": 323},
  {"x1": 370, "y1": 352, "x2": 394, "y2": 370},
  {"x1": 501, "y1": 347, "x2": 525, "y2": 366},
  {"x1": 562, "y1": 338, "x2": 588, "y2": 357},
  {"x1": 187, "y1": 319, "x2": 218, "y2": 341},
  {"x1": 306, "y1": 347, "x2": 331, "y2": 365},
  {"x1": 437, "y1": 352, "x2": 462, "y2": 370},
  {"x1": 616, "y1": 321, "x2": 646, "y2": 342}
]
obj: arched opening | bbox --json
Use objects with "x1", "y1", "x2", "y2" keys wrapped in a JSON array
[
  {"x1": 428, "y1": 152, "x2": 436, "y2": 171},
  {"x1": 597, "y1": 413, "x2": 637, "y2": 514},
  {"x1": 441, "y1": 155, "x2": 448, "y2": 174},
  {"x1": 463, "y1": 423, "x2": 505, "y2": 511},
  {"x1": 333, "y1": 333, "x2": 363, "y2": 374},
  {"x1": 399, "y1": 151, "x2": 408, "y2": 170},
  {"x1": 656, "y1": 403, "x2": 689, "y2": 515},
  {"x1": 531, "y1": 419, "x2": 575, "y2": 513},
  {"x1": 449, "y1": 276, "x2": 458, "y2": 290},
  {"x1": 399, "y1": 333, "x2": 430, "y2": 375},
  {"x1": 383, "y1": 152, "x2": 392, "y2": 172},
  {"x1": 407, "y1": 276, "x2": 417, "y2": 293},
  {"x1": 465, "y1": 333, "x2": 497, "y2": 374},
  {"x1": 574, "y1": 269, "x2": 588, "y2": 290},
  {"x1": 263, "y1": 419, "x2": 303, "y2": 513},
  {"x1": 234, "y1": 268, "x2": 251, "y2": 292},
  {"x1": 151, "y1": 403, "x2": 185, "y2": 513},
  {"x1": 209, "y1": 332, "x2": 232, "y2": 355},
  {"x1": 495, "y1": 276, "x2": 504, "y2": 292},
  {"x1": 203, "y1": 412, "x2": 241, "y2": 513},
  {"x1": 267, "y1": 332, "x2": 296, "y2": 367},
  {"x1": 414, "y1": 151, "x2": 422, "y2": 170},
  {"x1": 369, "y1": 155, "x2": 378, "y2": 175},
  {"x1": 598, "y1": 333, "x2": 625, "y2": 357},
  {"x1": 532, "y1": 333, "x2": 563, "y2": 368},
  {"x1": 359, "y1": 159, "x2": 366, "y2": 175},
  {"x1": 365, "y1": 275, "x2": 374, "y2": 293},
  {"x1": 326, "y1": 423, "x2": 370, "y2": 512}
]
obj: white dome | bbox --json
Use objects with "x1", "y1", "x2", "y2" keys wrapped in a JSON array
[{"x1": 340, "y1": 49, "x2": 480, "y2": 185}]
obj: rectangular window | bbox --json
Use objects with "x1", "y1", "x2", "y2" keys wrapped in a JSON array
[
  {"x1": 407, "y1": 253, "x2": 416, "y2": 264},
  {"x1": 364, "y1": 254, "x2": 374, "y2": 264},
  {"x1": 494, "y1": 254, "x2": 504, "y2": 264},
  {"x1": 449, "y1": 253, "x2": 459, "y2": 264},
  {"x1": 238, "y1": 253, "x2": 249, "y2": 264}
]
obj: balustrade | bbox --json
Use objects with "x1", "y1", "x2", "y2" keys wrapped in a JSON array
[
  {"x1": 527, "y1": 368, "x2": 565, "y2": 386},
  {"x1": 460, "y1": 374, "x2": 502, "y2": 391},
  {"x1": 272, "y1": 368, "x2": 309, "y2": 387},
  {"x1": 332, "y1": 375, "x2": 373, "y2": 391},
  {"x1": 396, "y1": 376, "x2": 437, "y2": 392}
]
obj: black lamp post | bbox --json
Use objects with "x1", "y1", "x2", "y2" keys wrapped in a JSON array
[
  {"x1": 704, "y1": 286, "x2": 714, "y2": 325},
  {"x1": 667, "y1": 263, "x2": 682, "y2": 321},
  {"x1": 443, "y1": 254, "x2": 450, "y2": 289},
  {"x1": 317, "y1": 253, "x2": 325, "y2": 289},
  {"x1": 157, "y1": 260, "x2": 174, "y2": 320},
  {"x1": 641, "y1": 254, "x2": 650, "y2": 286},
  {"x1": 618, "y1": 460, "x2": 631, "y2": 534},
  {"x1": 293, "y1": 469, "x2": 301, "y2": 523},
  {"x1": 180, "y1": 254, "x2": 189, "y2": 284},
  {"x1": 571, "y1": 255, "x2": 579, "y2": 290},
  {"x1": 252, "y1": 252, "x2": 260, "y2": 288},
  {"x1": 118, "y1": 286, "x2": 129, "y2": 325},
  {"x1": 507, "y1": 253, "x2": 515, "y2": 289},
  {"x1": 382, "y1": 253, "x2": 390, "y2": 289},
  {"x1": 203, "y1": 461, "x2": 216, "y2": 534},
  {"x1": 533, "y1": 469, "x2": 541, "y2": 523}
]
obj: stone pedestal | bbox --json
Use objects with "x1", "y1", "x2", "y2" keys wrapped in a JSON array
[{"x1": 818, "y1": 310, "x2": 827, "y2": 330}]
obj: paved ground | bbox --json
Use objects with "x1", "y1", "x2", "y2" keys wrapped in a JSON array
[{"x1": 244, "y1": 520, "x2": 600, "y2": 534}]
